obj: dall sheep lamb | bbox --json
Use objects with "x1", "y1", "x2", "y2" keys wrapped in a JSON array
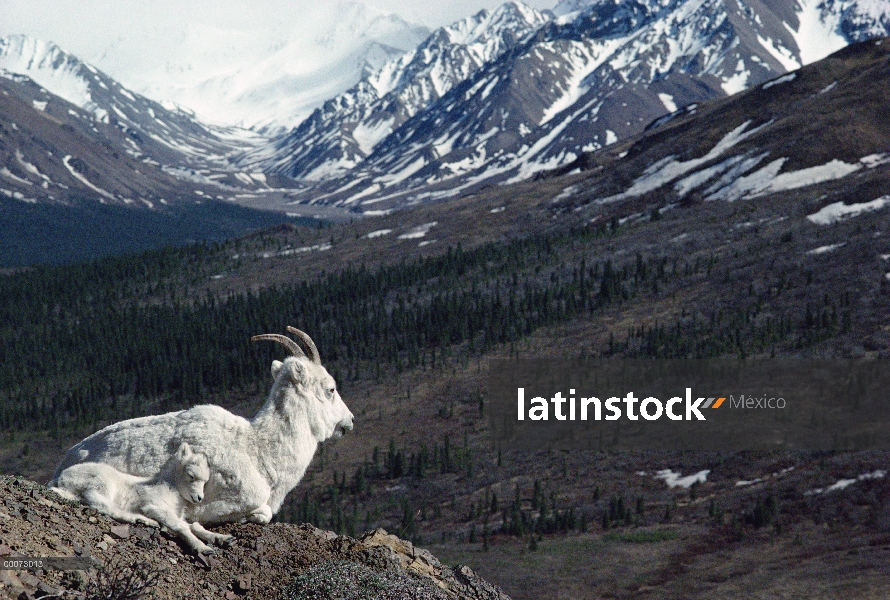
[
  {"x1": 51, "y1": 327, "x2": 354, "y2": 526},
  {"x1": 49, "y1": 442, "x2": 232, "y2": 554}
]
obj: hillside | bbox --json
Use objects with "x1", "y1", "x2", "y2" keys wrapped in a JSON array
[{"x1": 0, "y1": 476, "x2": 507, "y2": 599}]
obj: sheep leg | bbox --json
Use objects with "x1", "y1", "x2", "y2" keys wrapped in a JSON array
[
  {"x1": 142, "y1": 505, "x2": 215, "y2": 554},
  {"x1": 246, "y1": 504, "x2": 273, "y2": 524},
  {"x1": 82, "y1": 489, "x2": 160, "y2": 528},
  {"x1": 189, "y1": 522, "x2": 236, "y2": 547}
]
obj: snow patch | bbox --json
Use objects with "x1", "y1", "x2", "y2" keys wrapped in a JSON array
[
  {"x1": 596, "y1": 120, "x2": 771, "y2": 204},
  {"x1": 806, "y1": 242, "x2": 847, "y2": 255},
  {"x1": 756, "y1": 35, "x2": 801, "y2": 70},
  {"x1": 735, "y1": 478, "x2": 762, "y2": 487},
  {"x1": 0, "y1": 36, "x2": 95, "y2": 111},
  {"x1": 721, "y1": 60, "x2": 749, "y2": 95},
  {"x1": 0, "y1": 168, "x2": 32, "y2": 186},
  {"x1": 654, "y1": 469, "x2": 710, "y2": 489},
  {"x1": 708, "y1": 158, "x2": 862, "y2": 202},
  {"x1": 353, "y1": 118, "x2": 394, "y2": 156},
  {"x1": 344, "y1": 183, "x2": 382, "y2": 205},
  {"x1": 762, "y1": 73, "x2": 796, "y2": 90},
  {"x1": 807, "y1": 196, "x2": 890, "y2": 225},
  {"x1": 398, "y1": 221, "x2": 437, "y2": 239},
  {"x1": 786, "y1": 0, "x2": 847, "y2": 64},
  {"x1": 860, "y1": 154, "x2": 890, "y2": 169},
  {"x1": 540, "y1": 38, "x2": 623, "y2": 125},
  {"x1": 805, "y1": 470, "x2": 886, "y2": 496},
  {"x1": 261, "y1": 244, "x2": 332, "y2": 258},
  {"x1": 366, "y1": 229, "x2": 392, "y2": 238},
  {"x1": 62, "y1": 155, "x2": 115, "y2": 200},
  {"x1": 751, "y1": 159, "x2": 861, "y2": 196},
  {"x1": 374, "y1": 157, "x2": 427, "y2": 186},
  {"x1": 0, "y1": 188, "x2": 37, "y2": 203},
  {"x1": 657, "y1": 93, "x2": 677, "y2": 113},
  {"x1": 551, "y1": 184, "x2": 579, "y2": 203}
]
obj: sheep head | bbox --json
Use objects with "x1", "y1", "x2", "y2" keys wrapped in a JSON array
[
  {"x1": 252, "y1": 328, "x2": 354, "y2": 442},
  {"x1": 174, "y1": 442, "x2": 210, "y2": 504}
]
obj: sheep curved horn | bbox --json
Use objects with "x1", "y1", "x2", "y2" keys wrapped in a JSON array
[
  {"x1": 250, "y1": 333, "x2": 307, "y2": 359},
  {"x1": 286, "y1": 326, "x2": 321, "y2": 365}
]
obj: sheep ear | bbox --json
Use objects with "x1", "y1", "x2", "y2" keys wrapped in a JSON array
[
  {"x1": 287, "y1": 359, "x2": 308, "y2": 385},
  {"x1": 176, "y1": 442, "x2": 192, "y2": 461},
  {"x1": 271, "y1": 360, "x2": 284, "y2": 379}
]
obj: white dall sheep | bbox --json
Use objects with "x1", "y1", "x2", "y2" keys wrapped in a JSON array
[
  {"x1": 50, "y1": 442, "x2": 231, "y2": 554},
  {"x1": 51, "y1": 327, "x2": 354, "y2": 526}
]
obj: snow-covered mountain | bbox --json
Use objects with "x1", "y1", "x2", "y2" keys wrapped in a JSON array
[
  {"x1": 254, "y1": 2, "x2": 551, "y2": 180},
  {"x1": 262, "y1": 0, "x2": 890, "y2": 211},
  {"x1": 4, "y1": 0, "x2": 889, "y2": 217},
  {"x1": 0, "y1": 35, "x2": 263, "y2": 168},
  {"x1": 86, "y1": 1, "x2": 430, "y2": 134}
]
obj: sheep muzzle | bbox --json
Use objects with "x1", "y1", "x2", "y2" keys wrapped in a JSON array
[{"x1": 332, "y1": 420, "x2": 354, "y2": 440}]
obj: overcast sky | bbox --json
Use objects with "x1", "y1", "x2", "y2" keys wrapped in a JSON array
[
  {"x1": 0, "y1": 0, "x2": 561, "y2": 125},
  {"x1": 0, "y1": 0, "x2": 558, "y2": 50}
]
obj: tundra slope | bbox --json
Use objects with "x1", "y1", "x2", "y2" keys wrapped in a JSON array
[{"x1": 52, "y1": 328, "x2": 354, "y2": 525}]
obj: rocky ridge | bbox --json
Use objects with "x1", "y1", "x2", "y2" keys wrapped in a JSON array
[{"x1": 0, "y1": 476, "x2": 508, "y2": 600}]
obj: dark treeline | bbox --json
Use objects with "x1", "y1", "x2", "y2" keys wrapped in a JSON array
[
  {"x1": 0, "y1": 222, "x2": 840, "y2": 432},
  {"x1": 276, "y1": 439, "x2": 588, "y2": 544},
  {"x1": 0, "y1": 225, "x2": 608, "y2": 431}
]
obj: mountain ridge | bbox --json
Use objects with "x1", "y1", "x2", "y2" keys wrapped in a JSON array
[
  {"x1": 0, "y1": 34, "x2": 262, "y2": 169},
  {"x1": 260, "y1": 0, "x2": 890, "y2": 211},
  {"x1": 249, "y1": 2, "x2": 551, "y2": 181}
]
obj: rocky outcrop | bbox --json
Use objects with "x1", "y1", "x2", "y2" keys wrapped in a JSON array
[{"x1": 0, "y1": 476, "x2": 509, "y2": 600}]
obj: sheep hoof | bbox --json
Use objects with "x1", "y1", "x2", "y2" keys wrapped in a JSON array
[
  {"x1": 247, "y1": 505, "x2": 273, "y2": 524},
  {"x1": 198, "y1": 546, "x2": 216, "y2": 556},
  {"x1": 219, "y1": 535, "x2": 236, "y2": 547}
]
